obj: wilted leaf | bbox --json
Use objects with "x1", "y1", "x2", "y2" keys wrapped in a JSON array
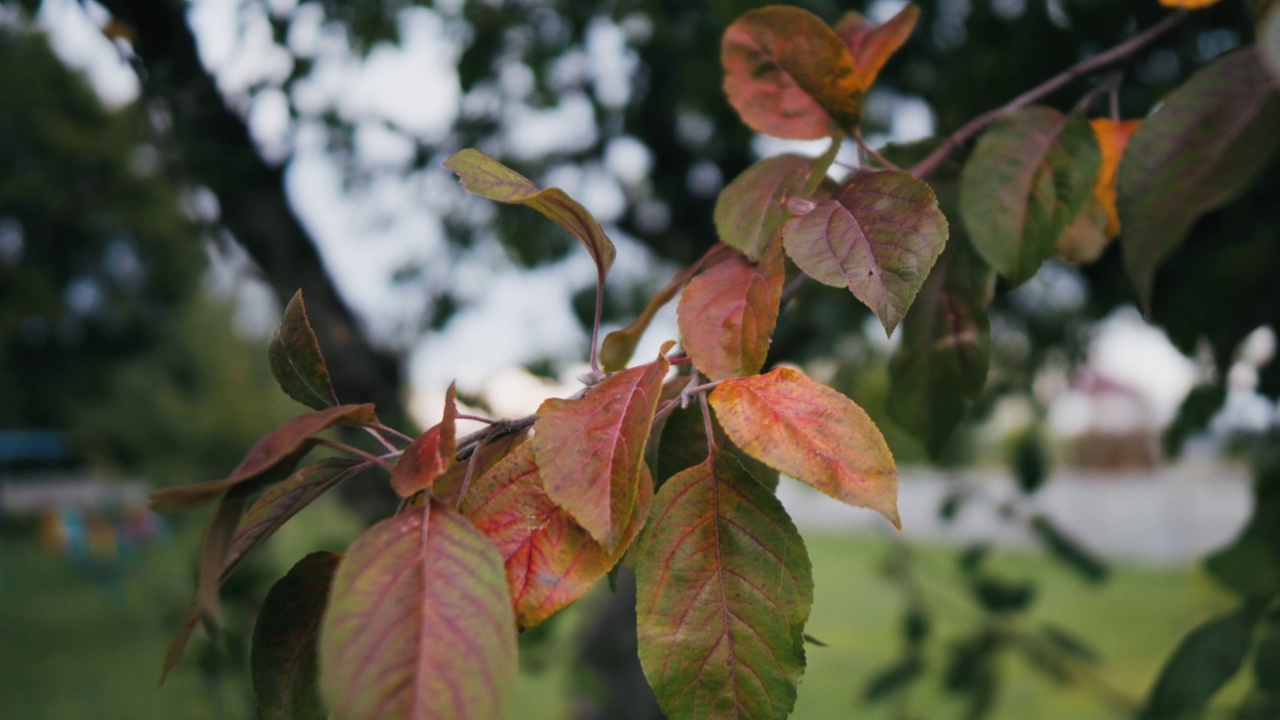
[
  {"x1": 1030, "y1": 515, "x2": 1109, "y2": 583},
  {"x1": 715, "y1": 141, "x2": 839, "y2": 260},
  {"x1": 1119, "y1": 49, "x2": 1280, "y2": 307},
  {"x1": 602, "y1": 244, "x2": 736, "y2": 372},
  {"x1": 444, "y1": 149, "x2": 616, "y2": 282},
  {"x1": 678, "y1": 239, "x2": 784, "y2": 381},
  {"x1": 461, "y1": 442, "x2": 652, "y2": 629},
  {"x1": 534, "y1": 353, "x2": 669, "y2": 549},
  {"x1": 1090, "y1": 118, "x2": 1142, "y2": 238},
  {"x1": 319, "y1": 501, "x2": 517, "y2": 720},
  {"x1": 834, "y1": 4, "x2": 920, "y2": 88},
  {"x1": 390, "y1": 383, "x2": 459, "y2": 498},
  {"x1": 1141, "y1": 606, "x2": 1259, "y2": 720},
  {"x1": 782, "y1": 169, "x2": 948, "y2": 335},
  {"x1": 887, "y1": 236, "x2": 993, "y2": 457},
  {"x1": 721, "y1": 6, "x2": 862, "y2": 139},
  {"x1": 252, "y1": 552, "x2": 340, "y2": 720},
  {"x1": 1159, "y1": 0, "x2": 1224, "y2": 7},
  {"x1": 433, "y1": 430, "x2": 528, "y2": 508},
  {"x1": 269, "y1": 291, "x2": 339, "y2": 411},
  {"x1": 710, "y1": 367, "x2": 899, "y2": 527},
  {"x1": 960, "y1": 107, "x2": 1100, "y2": 286},
  {"x1": 149, "y1": 403, "x2": 378, "y2": 512},
  {"x1": 635, "y1": 450, "x2": 813, "y2": 720}
]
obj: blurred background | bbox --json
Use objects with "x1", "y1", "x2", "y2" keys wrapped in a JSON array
[{"x1": 1, "y1": 0, "x2": 1277, "y2": 718}]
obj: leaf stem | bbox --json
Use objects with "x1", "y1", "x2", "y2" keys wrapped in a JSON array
[
  {"x1": 455, "y1": 415, "x2": 537, "y2": 461},
  {"x1": 313, "y1": 437, "x2": 398, "y2": 470},
  {"x1": 589, "y1": 275, "x2": 606, "y2": 375},
  {"x1": 699, "y1": 390, "x2": 717, "y2": 455},
  {"x1": 854, "y1": 128, "x2": 902, "y2": 171},
  {"x1": 909, "y1": 9, "x2": 1191, "y2": 178},
  {"x1": 456, "y1": 413, "x2": 498, "y2": 425}
]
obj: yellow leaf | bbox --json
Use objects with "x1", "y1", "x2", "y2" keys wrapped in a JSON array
[
  {"x1": 1159, "y1": 0, "x2": 1224, "y2": 8},
  {"x1": 1090, "y1": 118, "x2": 1142, "y2": 237}
]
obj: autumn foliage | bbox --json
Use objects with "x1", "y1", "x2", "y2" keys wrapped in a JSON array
[{"x1": 151, "y1": 2, "x2": 1280, "y2": 719}]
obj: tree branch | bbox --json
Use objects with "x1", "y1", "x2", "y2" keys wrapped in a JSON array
[{"x1": 910, "y1": 10, "x2": 1191, "y2": 179}]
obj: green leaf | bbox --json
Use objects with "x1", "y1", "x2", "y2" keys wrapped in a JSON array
[
  {"x1": 149, "y1": 403, "x2": 378, "y2": 512},
  {"x1": 252, "y1": 552, "x2": 340, "y2": 720},
  {"x1": 1038, "y1": 624, "x2": 1101, "y2": 664},
  {"x1": 887, "y1": 236, "x2": 993, "y2": 457},
  {"x1": 711, "y1": 367, "x2": 900, "y2": 528},
  {"x1": 269, "y1": 290, "x2": 339, "y2": 411},
  {"x1": 960, "y1": 107, "x2": 1100, "y2": 286},
  {"x1": 319, "y1": 501, "x2": 518, "y2": 720},
  {"x1": 863, "y1": 655, "x2": 924, "y2": 704},
  {"x1": 1206, "y1": 469, "x2": 1280, "y2": 599},
  {"x1": 678, "y1": 239, "x2": 784, "y2": 381},
  {"x1": 1163, "y1": 382, "x2": 1226, "y2": 459},
  {"x1": 721, "y1": 7, "x2": 862, "y2": 139},
  {"x1": 1029, "y1": 515, "x2": 1109, "y2": 584},
  {"x1": 636, "y1": 450, "x2": 814, "y2": 720},
  {"x1": 1118, "y1": 49, "x2": 1280, "y2": 308},
  {"x1": 783, "y1": 169, "x2": 949, "y2": 335},
  {"x1": 534, "y1": 352, "x2": 668, "y2": 550},
  {"x1": 714, "y1": 141, "x2": 839, "y2": 260},
  {"x1": 444, "y1": 148, "x2": 617, "y2": 281},
  {"x1": 1141, "y1": 606, "x2": 1260, "y2": 720}
]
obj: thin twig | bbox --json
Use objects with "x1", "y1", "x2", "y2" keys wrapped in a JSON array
[
  {"x1": 854, "y1": 128, "x2": 902, "y2": 171},
  {"x1": 699, "y1": 390, "x2": 717, "y2": 455},
  {"x1": 313, "y1": 437, "x2": 398, "y2": 470},
  {"x1": 589, "y1": 277, "x2": 605, "y2": 375},
  {"x1": 455, "y1": 415, "x2": 537, "y2": 461},
  {"x1": 456, "y1": 413, "x2": 498, "y2": 425},
  {"x1": 455, "y1": 437, "x2": 486, "y2": 508},
  {"x1": 909, "y1": 9, "x2": 1191, "y2": 178}
]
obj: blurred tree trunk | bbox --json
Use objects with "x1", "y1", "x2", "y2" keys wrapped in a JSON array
[{"x1": 96, "y1": 0, "x2": 405, "y2": 420}]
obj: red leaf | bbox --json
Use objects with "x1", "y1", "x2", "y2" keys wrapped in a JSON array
[
  {"x1": 534, "y1": 352, "x2": 669, "y2": 550},
  {"x1": 782, "y1": 170, "x2": 948, "y2": 336},
  {"x1": 834, "y1": 4, "x2": 920, "y2": 89},
  {"x1": 149, "y1": 403, "x2": 377, "y2": 512},
  {"x1": 678, "y1": 239, "x2": 784, "y2": 381},
  {"x1": 462, "y1": 441, "x2": 653, "y2": 629},
  {"x1": 391, "y1": 383, "x2": 459, "y2": 498},
  {"x1": 319, "y1": 501, "x2": 517, "y2": 720},
  {"x1": 268, "y1": 290, "x2": 339, "y2": 410},
  {"x1": 721, "y1": 6, "x2": 862, "y2": 139},
  {"x1": 710, "y1": 367, "x2": 899, "y2": 527},
  {"x1": 635, "y1": 450, "x2": 813, "y2": 719}
]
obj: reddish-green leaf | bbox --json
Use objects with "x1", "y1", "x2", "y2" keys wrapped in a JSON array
[
  {"x1": 252, "y1": 551, "x2": 340, "y2": 720},
  {"x1": 834, "y1": 4, "x2": 920, "y2": 88},
  {"x1": 782, "y1": 170, "x2": 948, "y2": 335},
  {"x1": 391, "y1": 383, "x2": 459, "y2": 498},
  {"x1": 678, "y1": 239, "x2": 784, "y2": 381},
  {"x1": 1118, "y1": 49, "x2": 1280, "y2": 308},
  {"x1": 714, "y1": 141, "x2": 839, "y2": 260},
  {"x1": 602, "y1": 244, "x2": 737, "y2": 372},
  {"x1": 960, "y1": 107, "x2": 1100, "y2": 286},
  {"x1": 269, "y1": 290, "x2": 339, "y2": 411},
  {"x1": 635, "y1": 449, "x2": 813, "y2": 720},
  {"x1": 319, "y1": 501, "x2": 517, "y2": 720},
  {"x1": 150, "y1": 403, "x2": 378, "y2": 512},
  {"x1": 888, "y1": 236, "x2": 994, "y2": 458},
  {"x1": 444, "y1": 149, "x2": 616, "y2": 281},
  {"x1": 710, "y1": 367, "x2": 899, "y2": 527},
  {"x1": 721, "y1": 6, "x2": 862, "y2": 139},
  {"x1": 461, "y1": 441, "x2": 653, "y2": 629},
  {"x1": 433, "y1": 430, "x2": 528, "y2": 508},
  {"x1": 534, "y1": 352, "x2": 669, "y2": 550}
]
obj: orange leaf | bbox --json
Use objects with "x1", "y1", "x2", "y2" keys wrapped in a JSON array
[
  {"x1": 677, "y1": 239, "x2": 784, "y2": 381},
  {"x1": 1090, "y1": 118, "x2": 1142, "y2": 238},
  {"x1": 433, "y1": 430, "x2": 529, "y2": 508},
  {"x1": 390, "y1": 383, "x2": 459, "y2": 498},
  {"x1": 834, "y1": 4, "x2": 921, "y2": 90},
  {"x1": 710, "y1": 367, "x2": 899, "y2": 527},
  {"x1": 149, "y1": 403, "x2": 378, "y2": 512},
  {"x1": 722, "y1": 6, "x2": 863, "y2": 139},
  {"x1": 462, "y1": 441, "x2": 653, "y2": 629},
  {"x1": 1160, "y1": 0, "x2": 1223, "y2": 7},
  {"x1": 534, "y1": 352, "x2": 669, "y2": 550}
]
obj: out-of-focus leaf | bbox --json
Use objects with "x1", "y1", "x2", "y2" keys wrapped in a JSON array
[
  {"x1": 444, "y1": 149, "x2": 616, "y2": 282},
  {"x1": 678, "y1": 239, "x2": 784, "y2": 381},
  {"x1": 721, "y1": 6, "x2": 861, "y2": 139},
  {"x1": 834, "y1": 4, "x2": 920, "y2": 88},
  {"x1": 945, "y1": 631, "x2": 1000, "y2": 720},
  {"x1": 864, "y1": 655, "x2": 924, "y2": 704},
  {"x1": 1140, "y1": 606, "x2": 1260, "y2": 720},
  {"x1": 269, "y1": 290, "x2": 339, "y2": 410},
  {"x1": 1264, "y1": 6, "x2": 1280, "y2": 85},
  {"x1": 149, "y1": 403, "x2": 378, "y2": 512},
  {"x1": 1030, "y1": 515, "x2": 1108, "y2": 583},
  {"x1": 710, "y1": 367, "x2": 899, "y2": 527},
  {"x1": 971, "y1": 577, "x2": 1036, "y2": 614},
  {"x1": 602, "y1": 244, "x2": 735, "y2": 372},
  {"x1": 1253, "y1": 619, "x2": 1280, "y2": 693},
  {"x1": 1011, "y1": 427, "x2": 1048, "y2": 494},
  {"x1": 319, "y1": 501, "x2": 517, "y2": 720},
  {"x1": 1039, "y1": 623, "x2": 1101, "y2": 664},
  {"x1": 1118, "y1": 49, "x2": 1280, "y2": 308},
  {"x1": 534, "y1": 352, "x2": 668, "y2": 550},
  {"x1": 1159, "y1": 0, "x2": 1224, "y2": 7},
  {"x1": 960, "y1": 107, "x2": 1100, "y2": 286},
  {"x1": 1054, "y1": 200, "x2": 1111, "y2": 264},
  {"x1": 1206, "y1": 468, "x2": 1280, "y2": 599},
  {"x1": 461, "y1": 441, "x2": 652, "y2": 629},
  {"x1": 887, "y1": 236, "x2": 993, "y2": 458},
  {"x1": 1090, "y1": 119, "x2": 1142, "y2": 238},
  {"x1": 251, "y1": 552, "x2": 339, "y2": 720},
  {"x1": 782, "y1": 169, "x2": 948, "y2": 336},
  {"x1": 390, "y1": 383, "x2": 458, "y2": 498},
  {"x1": 636, "y1": 450, "x2": 813, "y2": 720},
  {"x1": 1165, "y1": 383, "x2": 1227, "y2": 459},
  {"x1": 433, "y1": 430, "x2": 528, "y2": 508},
  {"x1": 654, "y1": 400, "x2": 780, "y2": 492}
]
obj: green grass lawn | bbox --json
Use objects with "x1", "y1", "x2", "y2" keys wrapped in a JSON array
[{"x1": 0, "y1": 520, "x2": 1236, "y2": 720}]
